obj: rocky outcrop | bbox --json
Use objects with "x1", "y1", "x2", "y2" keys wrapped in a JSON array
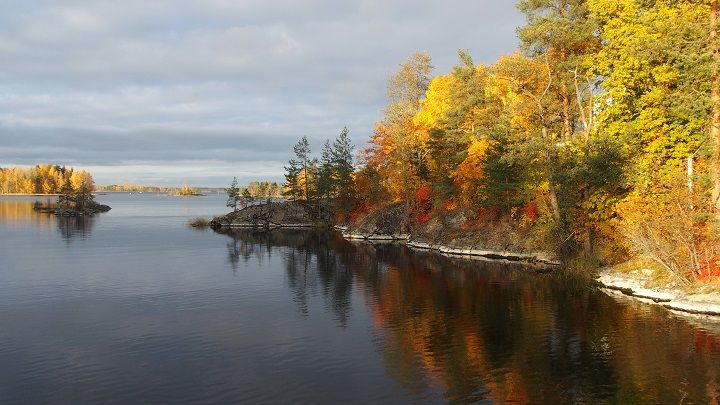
[
  {"x1": 210, "y1": 201, "x2": 329, "y2": 229},
  {"x1": 342, "y1": 203, "x2": 408, "y2": 240},
  {"x1": 343, "y1": 204, "x2": 559, "y2": 265}
]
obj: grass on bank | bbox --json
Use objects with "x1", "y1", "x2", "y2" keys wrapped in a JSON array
[{"x1": 188, "y1": 217, "x2": 210, "y2": 229}]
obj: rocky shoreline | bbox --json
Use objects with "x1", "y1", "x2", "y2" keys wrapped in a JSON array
[
  {"x1": 340, "y1": 203, "x2": 560, "y2": 266},
  {"x1": 341, "y1": 228, "x2": 560, "y2": 265},
  {"x1": 210, "y1": 201, "x2": 329, "y2": 230},
  {"x1": 211, "y1": 202, "x2": 720, "y2": 318},
  {"x1": 595, "y1": 269, "x2": 720, "y2": 318},
  {"x1": 211, "y1": 202, "x2": 559, "y2": 266}
]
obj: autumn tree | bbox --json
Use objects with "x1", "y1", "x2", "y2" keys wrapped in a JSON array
[
  {"x1": 713, "y1": 0, "x2": 720, "y2": 210},
  {"x1": 517, "y1": 0, "x2": 599, "y2": 142},
  {"x1": 421, "y1": 51, "x2": 503, "y2": 205},
  {"x1": 70, "y1": 170, "x2": 94, "y2": 192},
  {"x1": 0, "y1": 164, "x2": 94, "y2": 195},
  {"x1": 516, "y1": 0, "x2": 611, "y2": 255},
  {"x1": 588, "y1": 0, "x2": 717, "y2": 275},
  {"x1": 367, "y1": 52, "x2": 433, "y2": 223}
]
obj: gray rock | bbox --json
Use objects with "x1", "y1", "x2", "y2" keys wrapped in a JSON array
[{"x1": 210, "y1": 201, "x2": 329, "y2": 229}]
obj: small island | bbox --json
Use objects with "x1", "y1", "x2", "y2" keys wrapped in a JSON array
[
  {"x1": 169, "y1": 182, "x2": 203, "y2": 197},
  {"x1": 33, "y1": 183, "x2": 111, "y2": 216}
]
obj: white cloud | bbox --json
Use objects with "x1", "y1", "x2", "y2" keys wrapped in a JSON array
[{"x1": 0, "y1": 0, "x2": 524, "y2": 186}]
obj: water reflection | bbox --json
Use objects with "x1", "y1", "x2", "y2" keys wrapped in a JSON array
[
  {"x1": 56, "y1": 215, "x2": 95, "y2": 241},
  {"x1": 219, "y1": 228, "x2": 720, "y2": 404},
  {"x1": 218, "y1": 229, "x2": 355, "y2": 323},
  {"x1": 0, "y1": 197, "x2": 55, "y2": 232},
  {"x1": 0, "y1": 197, "x2": 97, "y2": 239},
  {"x1": 218, "y1": 228, "x2": 278, "y2": 271}
]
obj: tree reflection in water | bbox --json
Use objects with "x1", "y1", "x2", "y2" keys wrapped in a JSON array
[
  {"x1": 215, "y1": 228, "x2": 720, "y2": 404},
  {"x1": 218, "y1": 229, "x2": 354, "y2": 322},
  {"x1": 56, "y1": 215, "x2": 94, "y2": 241}
]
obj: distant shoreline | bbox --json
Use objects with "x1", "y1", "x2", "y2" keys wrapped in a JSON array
[{"x1": 0, "y1": 193, "x2": 60, "y2": 196}]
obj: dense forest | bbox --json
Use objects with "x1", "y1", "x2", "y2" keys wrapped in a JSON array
[
  {"x1": 283, "y1": 0, "x2": 720, "y2": 282},
  {"x1": 0, "y1": 164, "x2": 94, "y2": 195}
]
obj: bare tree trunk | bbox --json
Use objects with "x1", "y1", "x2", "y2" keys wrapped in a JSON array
[
  {"x1": 543, "y1": 127, "x2": 562, "y2": 223},
  {"x1": 582, "y1": 188, "x2": 592, "y2": 255},
  {"x1": 711, "y1": 0, "x2": 720, "y2": 211},
  {"x1": 549, "y1": 180, "x2": 562, "y2": 223},
  {"x1": 688, "y1": 155, "x2": 695, "y2": 210},
  {"x1": 562, "y1": 92, "x2": 573, "y2": 142},
  {"x1": 302, "y1": 159, "x2": 309, "y2": 202},
  {"x1": 574, "y1": 69, "x2": 594, "y2": 255}
]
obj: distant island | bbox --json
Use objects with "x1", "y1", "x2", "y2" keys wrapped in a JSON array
[{"x1": 169, "y1": 182, "x2": 202, "y2": 197}]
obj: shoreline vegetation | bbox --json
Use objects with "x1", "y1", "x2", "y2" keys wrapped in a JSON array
[{"x1": 213, "y1": 0, "x2": 720, "y2": 317}]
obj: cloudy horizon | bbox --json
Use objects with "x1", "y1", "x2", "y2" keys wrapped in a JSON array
[{"x1": 0, "y1": 0, "x2": 524, "y2": 187}]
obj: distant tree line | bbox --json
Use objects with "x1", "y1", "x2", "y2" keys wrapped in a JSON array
[
  {"x1": 0, "y1": 164, "x2": 94, "y2": 194},
  {"x1": 96, "y1": 184, "x2": 173, "y2": 193}
]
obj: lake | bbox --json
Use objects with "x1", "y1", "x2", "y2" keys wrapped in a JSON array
[{"x1": 1, "y1": 193, "x2": 719, "y2": 404}]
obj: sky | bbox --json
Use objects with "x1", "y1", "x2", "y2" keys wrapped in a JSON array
[{"x1": 0, "y1": 0, "x2": 525, "y2": 187}]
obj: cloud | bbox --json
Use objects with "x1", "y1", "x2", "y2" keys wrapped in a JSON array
[{"x1": 0, "y1": 0, "x2": 524, "y2": 186}]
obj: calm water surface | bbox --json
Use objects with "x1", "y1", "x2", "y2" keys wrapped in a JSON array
[{"x1": 1, "y1": 193, "x2": 720, "y2": 404}]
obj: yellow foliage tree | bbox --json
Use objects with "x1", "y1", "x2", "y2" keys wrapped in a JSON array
[{"x1": 451, "y1": 137, "x2": 492, "y2": 205}]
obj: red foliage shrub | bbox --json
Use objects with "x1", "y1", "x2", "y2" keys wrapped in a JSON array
[
  {"x1": 349, "y1": 200, "x2": 373, "y2": 223},
  {"x1": 410, "y1": 185, "x2": 433, "y2": 227},
  {"x1": 461, "y1": 208, "x2": 501, "y2": 230},
  {"x1": 698, "y1": 256, "x2": 720, "y2": 281},
  {"x1": 523, "y1": 202, "x2": 539, "y2": 223}
]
